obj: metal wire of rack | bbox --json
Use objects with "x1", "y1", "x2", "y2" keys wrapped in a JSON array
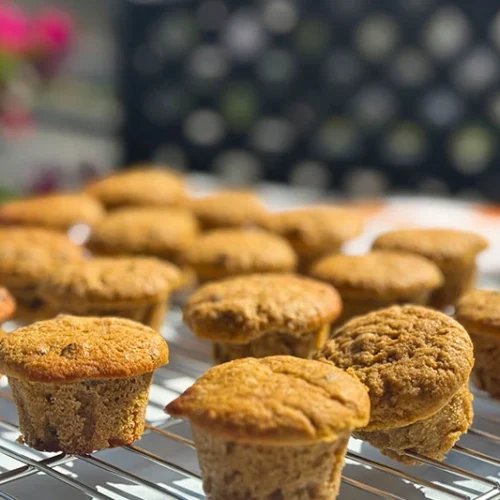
[{"x1": 0, "y1": 309, "x2": 498, "y2": 500}]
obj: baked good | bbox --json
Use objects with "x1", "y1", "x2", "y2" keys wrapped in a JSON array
[
  {"x1": 166, "y1": 355, "x2": 370, "y2": 499},
  {"x1": 84, "y1": 167, "x2": 185, "y2": 210},
  {"x1": 183, "y1": 274, "x2": 342, "y2": 363},
  {"x1": 0, "y1": 315, "x2": 168, "y2": 454},
  {"x1": 0, "y1": 193, "x2": 104, "y2": 231},
  {"x1": 183, "y1": 229, "x2": 297, "y2": 283},
  {"x1": 186, "y1": 191, "x2": 267, "y2": 230},
  {"x1": 373, "y1": 228, "x2": 488, "y2": 308},
  {"x1": 309, "y1": 251, "x2": 443, "y2": 325},
  {"x1": 315, "y1": 305, "x2": 474, "y2": 464},
  {"x1": 0, "y1": 287, "x2": 15, "y2": 324},
  {"x1": 0, "y1": 228, "x2": 82, "y2": 322},
  {"x1": 455, "y1": 289, "x2": 500, "y2": 398},
  {"x1": 261, "y1": 205, "x2": 363, "y2": 270},
  {"x1": 39, "y1": 257, "x2": 181, "y2": 331}
]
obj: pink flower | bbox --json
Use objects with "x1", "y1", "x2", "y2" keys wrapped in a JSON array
[
  {"x1": 30, "y1": 7, "x2": 74, "y2": 56},
  {"x1": 0, "y1": 2, "x2": 29, "y2": 55}
]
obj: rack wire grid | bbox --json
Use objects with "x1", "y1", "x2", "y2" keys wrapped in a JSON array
[{"x1": 0, "y1": 307, "x2": 498, "y2": 500}]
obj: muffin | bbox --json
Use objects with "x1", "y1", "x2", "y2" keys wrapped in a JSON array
[
  {"x1": 187, "y1": 191, "x2": 267, "y2": 230},
  {"x1": 309, "y1": 251, "x2": 443, "y2": 325},
  {"x1": 261, "y1": 206, "x2": 364, "y2": 271},
  {"x1": 315, "y1": 305, "x2": 474, "y2": 464},
  {"x1": 0, "y1": 287, "x2": 16, "y2": 324},
  {"x1": 0, "y1": 315, "x2": 168, "y2": 454},
  {"x1": 85, "y1": 167, "x2": 185, "y2": 210},
  {"x1": 373, "y1": 228, "x2": 488, "y2": 308},
  {"x1": 183, "y1": 229, "x2": 297, "y2": 283},
  {"x1": 183, "y1": 274, "x2": 342, "y2": 363},
  {"x1": 456, "y1": 289, "x2": 500, "y2": 398},
  {"x1": 166, "y1": 355, "x2": 370, "y2": 499},
  {"x1": 40, "y1": 257, "x2": 181, "y2": 331},
  {"x1": 0, "y1": 228, "x2": 82, "y2": 322},
  {"x1": 0, "y1": 193, "x2": 104, "y2": 232}
]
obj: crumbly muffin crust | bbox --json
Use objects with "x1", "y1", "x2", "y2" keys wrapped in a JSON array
[
  {"x1": 187, "y1": 191, "x2": 267, "y2": 229},
  {"x1": 84, "y1": 167, "x2": 185, "y2": 209},
  {"x1": 166, "y1": 355, "x2": 370, "y2": 445},
  {"x1": 183, "y1": 229, "x2": 297, "y2": 280},
  {"x1": 0, "y1": 193, "x2": 104, "y2": 230},
  {"x1": 373, "y1": 228, "x2": 488, "y2": 263},
  {"x1": 0, "y1": 287, "x2": 15, "y2": 323},
  {"x1": 40, "y1": 257, "x2": 181, "y2": 305},
  {"x1": 310, "y1": 251, "x2": 443, "y2": 299},
  {"x1": 183, "y1": 274, "x2": 342, "y2": 342},
  {"x1": 315, "y1": 305, "x2": 474, "y2": 431},
  {"x1": 0, "y1": 315, "x2": 169, "y2": 382},
  {"x1": 87, "y1": 207, "x2": 198, "y2": 261},
  {"x1": 455, "y1": 289, "x2": 500, "y2": 337}
]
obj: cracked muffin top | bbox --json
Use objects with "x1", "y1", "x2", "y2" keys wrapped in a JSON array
[
  {"x1": 0, "y1": 193, "x2": 105, "y2": 231},
  {"x1": 85, "y1": 167, "x2": 185, "y2": 210},
  {"x1": 186, "y1": 191, "x2": 267, "y2": 230},
  {"x1": 456, "y1": 289, "x2": 500, "y2": 337},
  {"x1": 183, "y1": 229, "x2": 297, "y2": 281},
  {"x1": 373, "y1": 228, "x2": 488, "y2": 264},
  {"x1": 309, "y1": 251, "x2": 443, "y2": 299},
  {"x1": 40, "y1": 257, "x2": 181, "y2": 306},
  {"x1": 0, "y1": 228, "x2": 82, "y2": 282},
  {"x1": 87, "y1": 207, "x2": 198, "y2": 261},
  {"x1": 0, "y1": 287, "x2": 15, "y2": 323},
  {"x1": 315, "y1": 305, "x2": 473, "y2": 431},
  {"x1": 0, "y1": 315, "x2": 169, "y2": 382},
  {"x1": 183, "y1": 274, "x2": 342, "y2": 342},
  {"x1": 261, "y1": 205, "x2": 364, "y2": 258},
  {"x1": 165, "y1": 355, "x2": 370, "y2": 444}
]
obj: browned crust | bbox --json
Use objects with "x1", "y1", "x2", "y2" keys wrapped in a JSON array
[
  {"x1": 165, "y1": 355, "x2": 370, "y2": 445},
  {"x1": 0, "y1": 315, "x2": 169, "y2": 382},
  {"x1": 183, "y1": 274, "x2": 342, "y2": 342},
  {"x1": 455, "y1": 289, "x2": 500, "y2": 337},
  {"x1": 0, "y1": 287, "x2": 15, "y2": 322},
  {"x1": 309, "y1": 250, "x2": 443, "y2": 299}
]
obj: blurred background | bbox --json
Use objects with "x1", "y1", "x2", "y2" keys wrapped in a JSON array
[{"x1": 1, "y1": 0, "x2": 500, "y2": 201}]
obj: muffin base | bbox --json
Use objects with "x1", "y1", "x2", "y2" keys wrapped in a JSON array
[
  {"x1": 356, "y1": 386, "x2": 473, "y2": 465},
  {"x1": 470, "y1": 333, "x2": 500, "y2": 398},
  {"x1": 192, "y1": 426, "x2": 349, "y2": 499},
  {"x1": 430, "y1": 260, "x2": 477, "y2": 309},
  {"x1": 213, "y1": 326, "x2": 329, "y2": 364},
  {"x1": 9, "y1": 373, "x2": 152, "y2": 454}
]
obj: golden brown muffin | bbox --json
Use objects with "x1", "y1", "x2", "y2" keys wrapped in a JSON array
[
  {"x1": 0, "y1": 228, "x2": 82, "y2": 322},
  {"x1": 184, "y1": 274, "x2": 342, "y2": 363},
  {"x1": 309, "y1": 251, "x2": 443, "y2": 325},
  {"x1": 183, "y1": 229, "x2": 297, "y2": 283},
  {"x1": 0, "y1": 287, "x2": 15, "y2": 323},
  {"x1": 166, "y1": 355, "x2": 370, "y2": 499},
  {"x1": 456, "y1": 289, "x2": 500, "y2": 398},
  {"x1": 373, "y1": 228, "x2": 488, "y2": 308},
  {"x1": 84, "y1": 167, "x2": 185, "y2": 210},
  {"x1": 261, "y1": 205, "x2": 364, "y2": 271},
  {"x1": 186, "y1": 191, "x2": 267, "y2": 230},
  {"x1": 0, "y1": 193, "x2": 104, "y2": 231},
  {"x1": 315, "y1": 305, "x2": 474, "y2": 464},
  {"x1": 0, "y1": 315, "x2": 168, "y2": 454},
  {"x1": 39, "y1": 257, "x2": 181, "y2": 331}
]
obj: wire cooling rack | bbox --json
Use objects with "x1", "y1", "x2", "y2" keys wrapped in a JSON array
[{"x1": 0, "y1": 308, "x2": 498, "y2": 500}]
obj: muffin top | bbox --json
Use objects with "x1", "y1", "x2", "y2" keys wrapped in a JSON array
[
  {"x1": 88, "y1": 207, "x2": 198, "y2": 261},
  {"x1": 183, "y1": 274, "x2": 342, "y2": 342},
  {"x1": 0, "y1": 315, "x2": 169, "y2": 382},
  {"x1": 309, "y1": 251, "x2": 443, "y2": 299},
  {"x1": 183, "y1": 229, "x2": 297, "y2": 281},
  {"x1": 315, "y1": 305, "x2": 473, "y2": 431},
  {"x1": 40, "y1": 257, "x2": 182, "y2": 305},
  {"x1": 187, "y1": 191, "x2": 267, "y2": 230},
  {"x1": 166, "y1": 355, "x2": 370, "y2": 445},
  {"x1": 85, "y1": 167, "x2": 185, "y2": 210},
  {"x1": 0, "y1": 287, "x2": 15, "y2": 323},
  {"x1": 0, "y1": 228, "x2": 82, "y2": 282},
  {"x1": 261, "y1": 205, "x2": 364, "y2": 257},
  {"x1": 456, "y1": 289, "x2": 500, "y2": 337},
  {"x1": 0, "y1": 193, "x2": 105, "y2": 231},
  {"x1": 373, "y1": 228, "x2": 488, "y2": 263}
]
